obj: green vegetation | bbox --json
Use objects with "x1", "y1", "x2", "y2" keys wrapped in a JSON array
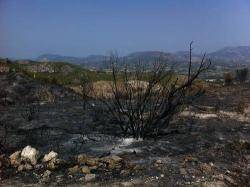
[
  {"x1": 9, "y1": 61, "x2": 113, "y2": 85},
  {"x1": 5, "y1": 60, "x2": 207, "y2": 95}
]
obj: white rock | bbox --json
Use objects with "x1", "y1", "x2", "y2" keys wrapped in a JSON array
[
  {"x1": 121, "y1": 138, "x2": 143, "y2": 146},
  {"x1": 21, "y1": 145, "x2": 39, "y2": 165},
  {"x1": 43, "y1": 151, "x2": 58, "y2": 162},
  {"x1": 24, "y1": 163, "x2": 33, "y2": 171},
  {"x1": 84, "y1": 174, "x2": 96, "y2": 182}
]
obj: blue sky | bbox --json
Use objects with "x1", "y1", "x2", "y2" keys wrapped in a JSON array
[{"x1": 0, "y1": 0, "x2": 250, "y2": 58}]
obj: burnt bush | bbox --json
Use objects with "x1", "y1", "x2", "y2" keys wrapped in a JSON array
[
  {"x1": 95, "y1": 43, "x2": 210, "y2": 139},
  {"x1": 236, "y1": 68, "x2": 248, "y2": 83},
  {"x1": 224, "y1": 72, "x2": 234, "y2": 86}
]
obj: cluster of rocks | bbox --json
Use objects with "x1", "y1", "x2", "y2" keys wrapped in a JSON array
[
  {"x1": 68, "y1": 153, "x2": 129, "y2": 182},
  {"x1": 0, "y1": 145, "x2": 139, "y2": 184},
  {"x1": 7, "y1": 145, "x2": 67, "y2": 175},
  {"x1": 9, "y1": 145, "x2": 39, "y2": 171}
]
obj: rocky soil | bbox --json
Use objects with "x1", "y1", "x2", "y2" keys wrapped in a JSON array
[{"x1": 0, "y1": 73, "x2": 250, "y2": 186}]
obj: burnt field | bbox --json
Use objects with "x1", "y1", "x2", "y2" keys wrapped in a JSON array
[
  {"x1": 0, "y1": 71, "x2": 250, "y2": 186},
  {"x1": 2, "y1": 0, "x2": 250, "y2": 186}
]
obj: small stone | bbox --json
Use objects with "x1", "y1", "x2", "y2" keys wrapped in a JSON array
[
  {"x1": 184, "y1": 155, "x2": 198, "y2": 163},
  {"x1": 155, "y1": 159, "x2": 162, "y2": 164},
  {"x1": 110, "y1": 155, "x2": 122, "y2": 162},
  {"x1": 47, "y1": 161, "x2": 56, "y2": 170},
  {"x1": 55, "y1": 175, "x2": 63, "y2": 183},
  {"x1": 100, "y1": 156, "x2": 123, "y2": 170},
  {"x1": 77, "y1": 154, "x2": 88, "y2": 164},
  {"x1": 86, "y1": 158, "x2": 99, "y2": 167},
  {"x1": 160, "y1": 174, "x2": 164, "y2": 178},
  {"x1": 40, "y1": 170, "x2": 52, "y2": 183},
  {"x1": 68, "y1": 165, "x2": 79, "y2": 174},
  {"x1": 209, "y1": 162, "x2": 214, "y2": 167},
  {"x1": 223, "y1": 175, "x2": 237, "y2": 186},
  {"x1": 120, "y1": 169, "x2": 130, "y2": 176},
  {"x1": 81, "y1": 166, "x2": 91, "y2": 174},
  {"x1": 47, "y1": 159, "x2": 66, "y2": 170},
  {"x1": 24, "y1": 163, "x2": 33, "y2": 171},
  {"x1": 84, "y1": 173, "x2": 96, "y2": 182},
  {"x1": 225, "y1": 170, "x2": 230, "y2": 174},
  {"x1": 79, "y1": 177, "x2": 85, "y2": 181},
  {"x1": 21, "y1": 145, "x2": 39, "y2": 165},
  {"x1": 42, "y1": 170, "x2": 52, "y2": 178},
  {"x1": 200, "y1": 163, "x2": 213, "y2": 173},
  {"x1": 17, "y1": 163, "x2": 33, "y2": 171},
  {"x1": 17, "y1": 164, "x2": 25, "y2": 172},
  {"x1": 9, "y1": 151, "x2": 21, "y2": 167},
  {"x1": 180, "y1": 168, "x2": 187, "y2": 175},
  {"x1": 43, "y1": 151, "x2": 58, "y2": 162},
  {"x1": 213, "y1": 174, "x2": 224, "y2": 181}
]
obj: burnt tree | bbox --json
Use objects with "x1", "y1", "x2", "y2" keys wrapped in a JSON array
[{"x1": 98, "y1": 43, "x2": 210, "y2": 139}]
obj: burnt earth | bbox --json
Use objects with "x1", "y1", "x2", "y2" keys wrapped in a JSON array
[{"x1": 0, "y1": 74, "x2": 250, "y2": 186}]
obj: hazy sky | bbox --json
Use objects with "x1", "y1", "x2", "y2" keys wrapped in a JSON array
[{"x1": 1, "y1": 0, "x2": 250, "y2": 59}]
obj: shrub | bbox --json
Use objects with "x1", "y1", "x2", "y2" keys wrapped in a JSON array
[
  {"x1": 96, "y1": 43, "x2": 210, "y2": 139},
  {"x1": 224, "y1": 72, "x2": 234, "y2": 86},
  {"x1": 236, "y1": 68, "x2": 248, "y2": 83},
  {"x1": 79, "y1": 75, "x2": 93, "y2": 109}
]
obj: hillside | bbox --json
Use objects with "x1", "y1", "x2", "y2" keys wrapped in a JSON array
[
  {"x1": 36, "y1": 46, "x2": 250, "y2": 69},
  {"x1": 37, "y1": 54, "x2": 107, "y2": 69},
  {"x1": 4, "y1": 59, "x2": 112, "y2": 86},
  {"x1": 208, "y1": 46, "x2": 250, "y2": 63}
]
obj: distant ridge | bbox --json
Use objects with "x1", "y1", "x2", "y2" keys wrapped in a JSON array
[
  {"x1": 36, "y1": 46, "x2": 250, "y2": 69},
  {"x1": 208, "y1": 46, "x2": 250, "y2": 62}
]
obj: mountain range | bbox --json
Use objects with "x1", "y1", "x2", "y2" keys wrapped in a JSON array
[{"x1": 36, "y1": 46, "x2": 250, "y2": 69}]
